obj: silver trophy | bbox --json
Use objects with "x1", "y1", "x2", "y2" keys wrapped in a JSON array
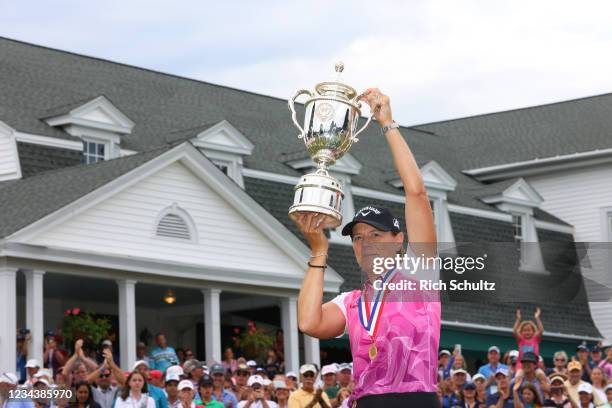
[{"x1": 288, "y1": 62, "x2": 373, "y2": 228}]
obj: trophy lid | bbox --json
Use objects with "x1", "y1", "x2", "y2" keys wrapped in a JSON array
[{"x1": 315, "y1": 62, "x2": 358, "y2": 101}]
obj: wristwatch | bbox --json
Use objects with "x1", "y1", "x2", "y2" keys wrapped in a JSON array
[{"x1": 381, "y1": 121, "x2": 400, "y2": 136}]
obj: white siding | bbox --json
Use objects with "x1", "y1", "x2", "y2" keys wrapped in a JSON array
[
  {"x1": 29, "y1": 162, "x2": 303, "y2": 276},
  {"x1": 527, "y1": 163, "x2": 612, "y2": 242},
  {"x1": 0, "y1": 123, "x2": 21, "y2": 181}
]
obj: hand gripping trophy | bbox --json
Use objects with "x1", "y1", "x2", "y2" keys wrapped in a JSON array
[{"x1": 288, "y1": 62, "x2": 373, "y2": 228}]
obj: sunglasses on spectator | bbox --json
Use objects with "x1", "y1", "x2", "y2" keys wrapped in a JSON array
[
  {"x1": 252, "y1": 384, "x2": 262, "y2": 390},
  {"x1": 302, "y1": 372, "x2": 315, "y2": 378},
  {"x1": 236, "y1": 371, "x2": 248, "y2": 376},
  {"x1": 99, "y1": 374, "x2": 110, "y2": 378},
  {"x1": 555, "y1": 358, "x2": 566, "y2": 362}
]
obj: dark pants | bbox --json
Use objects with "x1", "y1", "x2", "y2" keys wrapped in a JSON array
[{"x1": 355, "y1": 392, "x2": 441, "y2": 408}]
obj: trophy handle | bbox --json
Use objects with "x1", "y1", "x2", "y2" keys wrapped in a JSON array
[
  {"x1": 288, "y1": 88, "x2": 313, "y2": 138},
  {"x1": 352, "y1": 112, "x2": 373, "y2": 142}
]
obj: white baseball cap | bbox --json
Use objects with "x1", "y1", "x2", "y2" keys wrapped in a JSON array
[
  {"x1": 472, "y1": 373, "x2": 486, "y2": 382},
  {"x1": 262, "y1": 378, "x2": 271, "y2": 386},
  {"x1": 34, "y1": 378, "x2": 49, "y2": 386},
  {"x1": 178, "y1": 380, "x2": 194, "y2": 391},
  {"x1": 451, "y1": 368, "x2": 468, "y2": 376},
  {"x1": 508, "y1": 350, "x2": 519, "y2": 359},
  {"x1": 604, "y1": 383, "x2": 612, "y2": 392},
  {"x1": 285, "y1": 371, "x2": 297, "y2": 378},
  {"x1": 488, "y1": 346, "x2": 500, "y2": 353},
  {"x1": 299, "y1": 364, "x2": 317, "y2": 375},
  {"x1": 166, "y1": 365, "x2": 184, "y2": 378},
  {"x1": 337, "y1": 363, "x2": 352, "y2": 372},
  {"x1": 321, "y1": 364, "x2": 338, "y2": 376},
  {"x1": 132, "y1": 360, "x2": 149, "y2": 371},
  {"x1": 25, "y1": 359, "x2": 40, "y2": 368},
  {"x1": 578, "y1": 383, "x2": 593, "y2": 394},
  {"x1": 165, "y1": 373, "x2": 181, "y2": 383},
  {"x1": 247, "y1": 375, "x2": 264, "y2": 387},
  {"x1": 0, "y1": 373, "x2": 18, "y2": 385},
  {"x1": 246, "y1": 360, "x2": 257, "y2": 367},
  {"x1": 273, "y1": 379, "x2": 288, "y2": 389}
]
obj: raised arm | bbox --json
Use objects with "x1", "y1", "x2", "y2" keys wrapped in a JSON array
[
  {"x1": 294, "y1": 213, "x2": 346, "y2": 339},
  {"x1": 512, "y1": 309, "x2": 522, "y2": 339},
  {"x1": 533, "y1": 307, "x2": 544, "y2": 337},
  {"x1": 359, "y1": 89, "x2": 436, "y2": 257}
]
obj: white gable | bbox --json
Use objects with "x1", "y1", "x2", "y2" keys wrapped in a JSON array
[
  {"x1": 389, "y1": 161, "x2": 457, "y2": 192},
  {"x1": 0, "y1": 121, "x2": 22, "y2": 181},
  {"x1": 504, "y1": 179, "x2": 543, "y2": 206},
  {"x1": 45, "y1": 96, "x2": 134, "y2": 136},
  {"x1": 28, "y1": 161, "x2": 303, "y2": 276},
  {"x1": 193, "y1": 120, "x2": 254, "y2": 155}
]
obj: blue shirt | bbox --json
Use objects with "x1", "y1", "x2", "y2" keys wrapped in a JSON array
[
  {"x1": 477, "y1": 362, "x2": 508, "y2": 394},
  {"x1": 149, "y1": 347, "x2": 178, "y2": 374},
  {"x1": 148, "y1": 384, "x2": 168, "y2": 408},
  {"x1": 486, "y1": 392, "x2": 514, "y2": 408},
  {"x1": 212, "y1": 389, "x2": 237, "y2": 408},
  {"x1": 442, "y1": 393, "x2": 462, "y2": 408}
]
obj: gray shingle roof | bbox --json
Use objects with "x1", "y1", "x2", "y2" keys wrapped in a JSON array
[{"x1": 0, "y1": 143, "x2": 175, "y2": 238}]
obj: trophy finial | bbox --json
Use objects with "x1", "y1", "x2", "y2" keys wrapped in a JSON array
[{"x1": 335, "y1": 61, "x2": 344, "y2": 73}]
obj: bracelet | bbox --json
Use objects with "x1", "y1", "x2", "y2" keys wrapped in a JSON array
[
  {"x1": 309, "y1": 252, "x2": 328, "y2": 259},
  {"x1": 380, "y1": 121, "x2": 400, "y2": 136},
  {"x1": 308, "y1": 262, "x2": 327, "y2": 269}
]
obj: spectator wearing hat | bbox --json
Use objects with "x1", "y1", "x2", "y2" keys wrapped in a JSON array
[
  {"x1": 24, "y1": 359, "x2": 40, "y2": 385},
  {"x1": 598, "y1": 343, "x2": 612, "y2": 380},
  {"x1": 589, "y1": 345, "x2": 603, "y2": 369},
  {"x1": 246, "y1": 362, "x2": 257, "y2": 377},
  {"x1": 512, "y1": 308, "x2": 544, "y2": 371},
  {"x1": 194, "y1": 375, "x2": 224, "y2": 408},
  {"x1": 176, "y1": 380, "x2": 196, "y2": 408},
  {"x1": 486, "y1": 367, "x2": 514, "y2": 408},
  {"x1": 505, "y1": 350, "x2": 519, "y2": 379},
  {"x1": 576, "y1": 382, "x2": 595, "y2": 408},
  {"x1": 283, "y1": 372, "x2": 298, "y2": 392},
  {"x1": 543, "y1": 374, "x2": 573, "y2": 408},
  {"x1": 237, "y1": 375, "x2": 277, "y2": 408},
  {"x1": 1, "y1": 372, "x2": 35, "y2": 408},
  {"x1": 42, "y1": 331, "x2": 67, "y2": 378},
  {"x1": 149, "y1": 371, "x2": 164, "y2": 388},
  {"x1": 233, "y1": 363, "x2": 251, "y2": 402},
  {"x1": 575, "y1": 344, "x2": 593, "y2": 382},
  {"x1": 438, "y1": 350, "x2": 451, "y2": 380},
  {"x1": 150, "y1": 334, "x2": 179, "y2": 375},
  {"x1": 459, "y1": 382, "x2": 481, "y2": 408},
  {"x1": 334, "y1": 365, "x2": 351, "y2": 391},
  {"x1": 442, "y1": 368, "x2": 468, "y2": 408},
  {"x1": 272, "y1": 379, "x2": 290, "y2": 408},
  {"x1": 564, "y1": 360, "x2": 606, "y2": 407},
  {"x1": 288, "y1": 365, "x2": 330, "y2": 408},
  {"x1": 477, "y1": 346, "x2": 508, "y2": 396},
  {"x1": 604, "y1": 384, "x2": 612, "y2": 405},
  {"x1": 183, "y1": 359, "x2": 206, "y2": 393},
  {"x1": 165, "y1": 373, "x2": 181, "y2": 408},
  {"x1": 470, "y1": 374, "x2": 487, "y2": 404},
  {"x1": 87, "y1": 349, "x2": 123, "y2": 408},
  {"x1": 209, "y1": 363, "x2": 237, "y2": 408},
  {"x1": 511, "y1": 352, "x2": 549, "y2": 402},
  {"x1": 131, "y1": 359, "x2": 169, "y2": 408},
  {"x1": 320, "y1": 365, "x2": 339, "y2": 401},
  {"x1": 115, "y1": 371, "x2": 155, "y2": 408},
  {"x1": 136, "y1": 342, "x2": 152, "y2": 368}
]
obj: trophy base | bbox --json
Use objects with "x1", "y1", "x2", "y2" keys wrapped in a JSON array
[{"x1": 288, "y1": 171, "x2": 344, "y2": 229}]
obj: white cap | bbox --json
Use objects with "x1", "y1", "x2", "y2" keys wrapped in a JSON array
[
  {"x1": 495, "y1": 367, "x2": 510, "y2": 377},
  {"x1": 178, "y1": 380, "x2": 194, "y2": 391},
  {"x1": 604, "y1": 383, "x2": 612, "y2": 392},
  {"x1": 472, "y1": 373, "x2": 486, "y2": 382},
  {"x1": 101, "y1": 340, "x2": 112, "y2": 347},
  {"x1": 0, "y1": 372, "x2": 18, "y2": 385},
  {"x1": 273, "y1": 379, "x2": 288, "y2": 389},
  {"x1": 25, "y1": 359, "x2": 40, "y2": 368},
  {"x1": 451, "y1": 368, "x2": 468, "y2": 376},
  {"x1": 247, "y1": 375, "x2": 264, "y2": 387},
  {"x1": 337, "y1": 363, "x2": 352, "y2": 372},
  {"x1": 262, "y1": 378, "x2": 271, "y2": 386},
  {"x1": 166, "y1": 365, "x2": 184, "y2": 377},
  {"x1": 132, "y1": 360, "x2": 149, "y2": 371},
  {"x1": 439, "y1": 350, "x2": 452, "y2": 357},
  {"x1": 246, "y1": 360, "x2": 257, "y2": 367},
  {"x1": 509, "y1": 350, "x2": 519, "y2": 359},
  {"x1": 321, "y1": 364, "x2": 337, "y2": 376},
  {"x1": 285, "y1": 371, "x2": 297, "y2": 378},
  {"x1": 488, "y1": 346, "x2": 500, "y2": 353},
  {"x1": 578, "y1": 382, "x2": 593, "y2": 394},
  {"x1": 34, "y1": 378, "x2": 49, "y2": 386},
  {"x1": 165, "y1": 373, "x2": 181, "y2": 383},
  {"x1": 299, "y1": 364, "x2": 317, "y2": 375}
]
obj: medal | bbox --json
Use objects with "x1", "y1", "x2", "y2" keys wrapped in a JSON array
[
  {"x1": 368, "y1": 344, "x2": 378, "y2": 360},
  {"x1": 358, "y1": 267, "x2": 397, "y2": 361}
]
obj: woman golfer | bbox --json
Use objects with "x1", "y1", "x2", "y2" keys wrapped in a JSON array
[{"x1": 294, "y1": 88, "x2": 441, "y2": 407}]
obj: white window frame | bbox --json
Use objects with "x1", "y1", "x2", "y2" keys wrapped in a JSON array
[
  {"x1": 82, "y1": 138, "x2": 109, "y2": 164},
  {"x1": 600, "y1": 207, "x2": 612, "y2": 242},
  {"x1": 152, "y1": 203, "x2": 199, "y2": 244}
]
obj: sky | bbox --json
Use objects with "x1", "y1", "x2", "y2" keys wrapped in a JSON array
[{"x1": 3, "y1": 0, "x2": 612, "y2": 126}]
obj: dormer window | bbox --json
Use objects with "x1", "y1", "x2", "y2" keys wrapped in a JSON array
[
  {"x1": 82, "y1": 140, "x2": 106, "y2": 164},
  {"x1": 480, "y1": 178, "x2": 547, "y2": 273},
  {"x1": 42, "y1": 96, "x2": 134, "y2": 163}
]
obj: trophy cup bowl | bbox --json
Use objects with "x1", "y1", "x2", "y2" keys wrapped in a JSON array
[{"x1": 288, "y1": 62, "x2": 372, "y2": 229}]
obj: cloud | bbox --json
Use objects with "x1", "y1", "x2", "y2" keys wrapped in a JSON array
[{"x1": 3, "y1": 0, "x2": 612, "y2": 125}]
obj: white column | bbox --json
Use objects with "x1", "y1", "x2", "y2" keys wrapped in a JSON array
[
  {"x1": 24, "y1": 270, "x2": 45, "y2": 365},
  {"x1": 0, "y1": 268, "x2": 18, "y2": 373},
  {"x1": 202, "y1": 288, "x2": 222, "y2": 364},
  {"x1": 280, "y1": 296, "x2": 299, "y2": 373},
  {"x1": 303, "y1": 334, "x2": 320, "y2": 368},
  {"x1": 117, "y1": 280, "x2": 137, "y2": 370}
]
